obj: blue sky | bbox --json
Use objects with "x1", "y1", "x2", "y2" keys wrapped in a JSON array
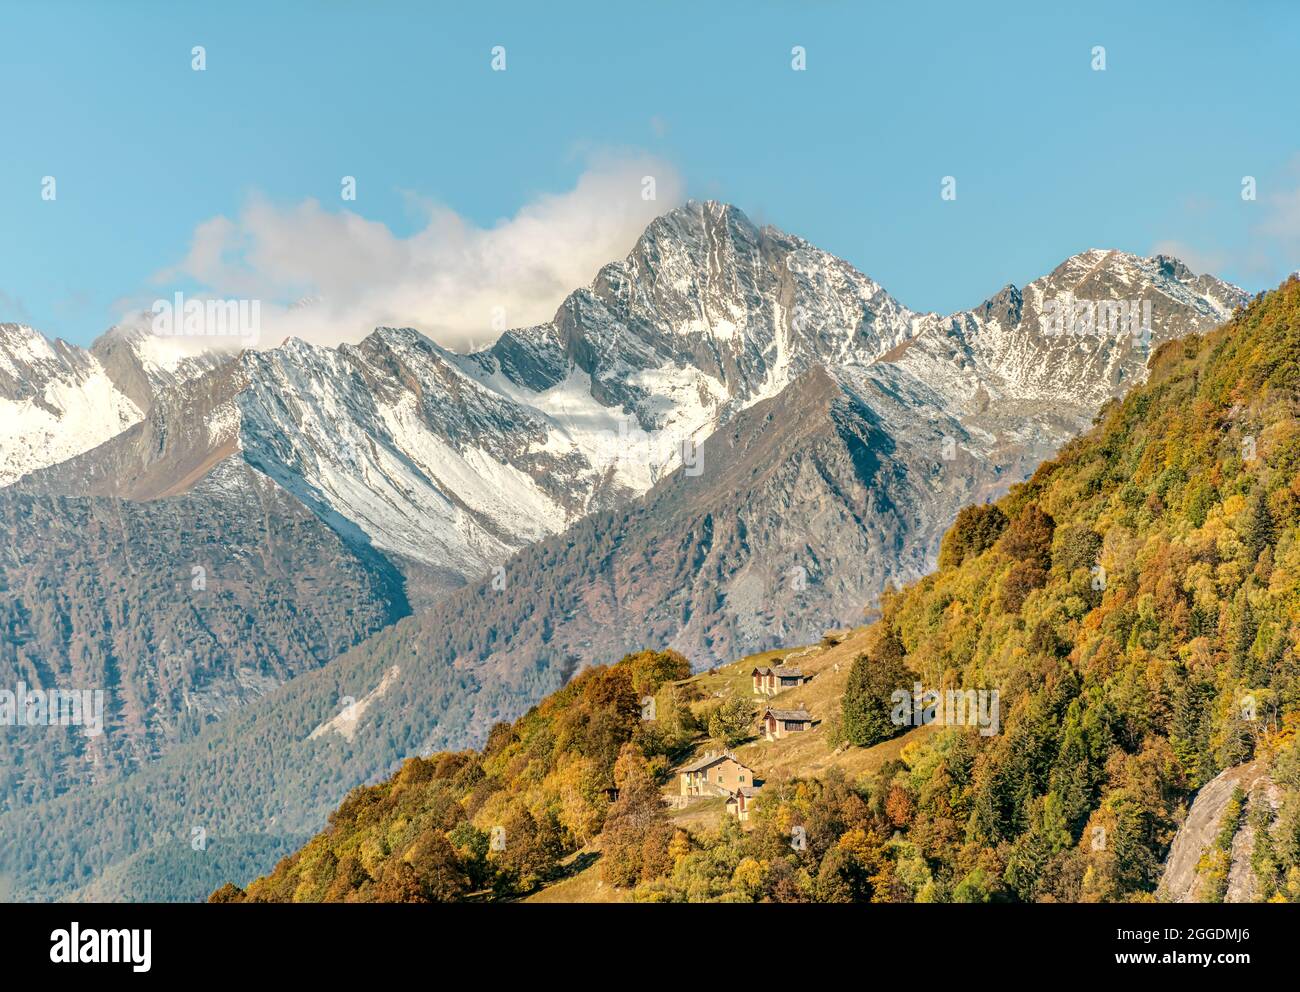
[{"x1": 2, "y1": 0, "x2": 1297, "y2": 348}]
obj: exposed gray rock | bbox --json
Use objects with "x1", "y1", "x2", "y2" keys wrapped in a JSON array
[{"x1": 1158, "y1": 760, "x2": 1279, "y2": 903}]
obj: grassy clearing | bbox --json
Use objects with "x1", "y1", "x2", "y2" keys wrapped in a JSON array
[{"x1": 664, "y1": 625, "x2": 934, "y2": 796}]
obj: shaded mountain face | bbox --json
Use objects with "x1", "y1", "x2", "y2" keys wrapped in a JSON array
[
  {"x1": 0, "y1": 460, "x2": 407, "y2": 812},
  {"x1": 443, "y1": 364, "x2": 959, "y2": 675}
]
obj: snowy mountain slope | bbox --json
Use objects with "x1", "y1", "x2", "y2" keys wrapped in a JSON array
[
  {"x1": 886, "y1": 249, "x2": 1246, "y2": 421},
  {"x1": 234, "y1": 331, "x2": 575, "y2": 597},
  {"x1": 0, "y1": 323, "x2": 143, "y2": 487},
  {"x1": 0, "y1": 322, "x2": 227, "y2": 487}
]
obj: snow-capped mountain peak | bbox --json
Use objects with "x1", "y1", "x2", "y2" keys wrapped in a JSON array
[
  {"x1": 4, "y1": 203, "x2": 1248, "y2": 608},
  {"x1": 0, "y1": 323, "x2": 144, "y2": 487}
]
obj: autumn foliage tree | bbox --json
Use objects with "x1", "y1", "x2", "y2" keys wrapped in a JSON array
[
  {"x1": 708, "y1": 696, "x2": 754, "y2": 747},
  {"x1": 600, "y1": 744, "x2": 674, "y2": 887},
  {"x1": 939, "y1": 504, "x2": 1008, "y2": 569}
]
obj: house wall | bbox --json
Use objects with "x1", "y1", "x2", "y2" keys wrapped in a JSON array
[
  {"x1": 765, "y1": 716, "x2": 810, "y2": 739},
  {"x1": 714, "y1": 759, "x2": 753, "y2": 792},
  {"x1": 683, "y1": 758, "x2": 755, "y2": 795},
  {"x1": 757, "y1": 674, "x2": 807, "y2": 696},
  {"x1": 726, "y1": 798, "x2": 751, "y2": 822}
]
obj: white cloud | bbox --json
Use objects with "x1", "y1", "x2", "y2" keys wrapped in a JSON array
[
  {"x1": 1256, "y1": 184, "x2": 1300, "y2": 255},
  {"x1": 0, "y1": 288, "x2": 31, "y2": 324},
  {"x1": 1153, "y1": 163, "x2": 1300, "y2": 287},
  {"x1": 145, "y1": 154, "x2": 684, "y2": 351},
  {"x1": 1149, "y1": 239, "x2": 1226, "y2": 277}
]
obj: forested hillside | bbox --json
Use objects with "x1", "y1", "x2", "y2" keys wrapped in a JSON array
[
  {"x1": 215, "y1": 649, "x2": 696, "y2": 902},
  {"x1": 221, "y1": 278, "x2": 1300, "y2": 903}
]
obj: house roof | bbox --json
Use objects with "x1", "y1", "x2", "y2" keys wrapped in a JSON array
[
  {"x1": 764, "y1": 707, "x2": 813, "y2": 722},
  {"x1": 680, "y1": 750, "x2": 753, "y2": 774},
  {"x1": 751, "y1": 667, "x2": 773, "y2": 676},
  {"x1": 770, "y1": 666, "x2": 805, "y2": 678}
]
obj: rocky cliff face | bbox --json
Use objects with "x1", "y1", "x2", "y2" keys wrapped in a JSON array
[
  {"x1": 0, "y1": 460, "x2": 407, "y2": 810},
  {"x1": 1158, "y1": 760, "x2": 1283, "y2": 903}
]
